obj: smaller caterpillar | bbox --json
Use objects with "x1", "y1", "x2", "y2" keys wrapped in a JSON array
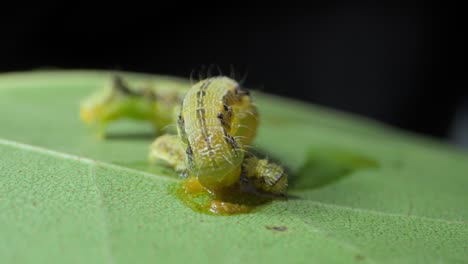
[{"x1": 80, "y1": 76, "x2": 183, "y2": 138}]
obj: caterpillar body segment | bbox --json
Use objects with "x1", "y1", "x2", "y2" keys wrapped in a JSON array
[
  {"x1": 179, "y1": 77, "x2": 257, "y2": 190},
  {"x1": 230, "y1": 96, "x2": 259, "y2": 147}
]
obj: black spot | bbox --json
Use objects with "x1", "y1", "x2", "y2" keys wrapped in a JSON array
[
  {"x1": 196, "y1": 90, "x2": 206, "y2": 98},
  {"x1": 177, "y1": 115, "x2": 187, "y2": 143},
  {"x1": 200, "y1": 80, "x2": 212, "y2": 90},
  {"x1": 186, "y1": 144, "x2": 193, "y2": 167},
  {"x1": 223, "y1": 129, "x2": 238, "y2": 149},
  {"x1": 218, "y1": 113, "x2": 230, "y2": 130},
  {"x1": 265, "y1": 226, "x2": 287, "y2": 232},
  {"x1": 223, "y1": 104, "x2": 229, "y2": 111},
  {"x1": 113, "y1": 76, "x2": 139, "y2": 96},
  {"x1": 227, "y1": 136, "x2": 238, "y2": 149}
]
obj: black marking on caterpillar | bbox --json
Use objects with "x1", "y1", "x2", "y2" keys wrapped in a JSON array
[
  {"x1": 222, "y1": 127, "x2": 240, "y2": 151},
  {"x1": 113, "y1": 75, "x2": 156, "y2": 100},
  {"x1": 186, "y1": 143, "x2": 194, "y2": 168},
  {"x1": 178, "y1": 114, "x2": 188, "y2": 143},
  {"x1": 113, "y1": 76, "x2": 136, "y2": 96},
  {"x1": 217, "y1": 112, "x2": 231, "y2": 131}
]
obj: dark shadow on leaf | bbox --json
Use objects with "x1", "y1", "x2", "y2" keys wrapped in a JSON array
[{"x1": 289, "y1": 148, "x2": 379, "y2": 191}]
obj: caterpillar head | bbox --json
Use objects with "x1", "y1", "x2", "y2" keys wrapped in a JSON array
[{"x1": 80, "y1": 76, "x2": 153, "y2": 126}]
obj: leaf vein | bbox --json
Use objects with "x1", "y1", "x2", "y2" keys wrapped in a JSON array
[
  {"x1": 292, "y1": 199, "x2": 467, "y2": 225},
  {"x1": 90, "y1": 164, "x2": 116, "y2": 264}
]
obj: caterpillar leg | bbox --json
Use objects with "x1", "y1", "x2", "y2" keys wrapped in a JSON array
[
  {"x1": 242, "y1": 156, "x2": 288, "y2": 195},
  {"x1": 148, "y1": 134, "x2": 187, "y2": 172}
]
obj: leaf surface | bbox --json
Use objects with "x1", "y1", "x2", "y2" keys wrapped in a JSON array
[{"x1": 0, "y1": 71, "x2": 467, "y2": 263}]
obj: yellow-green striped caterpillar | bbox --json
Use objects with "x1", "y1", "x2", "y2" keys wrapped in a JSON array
[
  {"x1": 81, "y1": 74, "x2": 288, "y2": 213},
  {"x1": 149, "y1": 76, "x2": 287, "y2": 194}
]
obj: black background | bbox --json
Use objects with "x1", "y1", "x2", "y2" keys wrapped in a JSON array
[{"x1": 1, "y1": 4, "x2": 464, "y2": 139}]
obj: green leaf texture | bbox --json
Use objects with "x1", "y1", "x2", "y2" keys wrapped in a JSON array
[{"x1": 0, "y1": 71, "x2": 467, "y2": 263}]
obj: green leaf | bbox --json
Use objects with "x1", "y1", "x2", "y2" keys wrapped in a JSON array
[{"x1": 1, "y1": 71, "x2": 467, "y2": 264}]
